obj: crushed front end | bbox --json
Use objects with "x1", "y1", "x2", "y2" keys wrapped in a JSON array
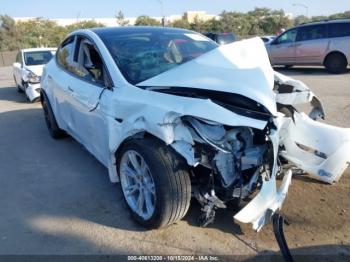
[{"x1": 175, "y1": 114, "x2": 292, "y2": 231}]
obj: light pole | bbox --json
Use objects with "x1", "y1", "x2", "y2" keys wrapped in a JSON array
[
  {"x1": 293, "y1": 3, "x2": 309, "y2": 17},
  {"x1": 156, "y1": 0, "x2": 165, "y2": 26}
]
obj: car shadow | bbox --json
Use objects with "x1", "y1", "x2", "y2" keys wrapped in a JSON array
[
  {"x1": 0, "y1": 85, "x2": 30, "y2": 104},
  {"x1": 245, "y1": 244, "x2": 350, "y2": 262},
  {"x1": 274, "y1": 66, "x2": 350, "y2": 76}
]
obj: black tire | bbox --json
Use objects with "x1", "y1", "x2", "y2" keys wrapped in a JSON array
[
  {"x1": 41, "y1": 92, "x2": 66, "y2": 139},
  {"x1": 324, "y1": 53, "x2": 348, "y2": 74},
  {"x1": 117, "y1": 137, "x2": 191, "y2": 229}
]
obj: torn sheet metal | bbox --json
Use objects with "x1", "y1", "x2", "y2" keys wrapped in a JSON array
[
  {"x1": 279, "y1": 112, "x2": 350, "y2": 184},
  {"x1": 234, "y1": 170, "x2": 292, "y2": 231}
]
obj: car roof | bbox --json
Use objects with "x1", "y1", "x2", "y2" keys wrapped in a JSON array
[
  {"x1": 90, "y1": 26, "x2": 194, "y2": 37},
  {"x1": 21, "y1": 47, "x2": 57, "y2": 53},
  {"x1": 297, "y1": 18, "x2": 350, "y2": 28}
]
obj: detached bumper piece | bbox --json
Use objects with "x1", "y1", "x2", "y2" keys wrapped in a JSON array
[{"x1": 234, "y1": 169, "x2": 292, "y2": 231}]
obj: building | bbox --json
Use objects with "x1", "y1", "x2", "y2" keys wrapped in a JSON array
[{"x1": 13, "y1": 11, "x2": 219, "y2": 27}]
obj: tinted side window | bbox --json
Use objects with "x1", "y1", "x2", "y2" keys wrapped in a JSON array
[
  {"x1": 276, "y1": 29, "x2": 298, "y2": 44},
  {"x1": 56, "y1": 36, "x2": 80, "y2": 75},
  {"x1": 16, "y1": 52, "x2": 22, "y2": 64},
  {"x1": 329, "y1": 23, "x2": 350, "y2": 38},
  {"x1": 297, "y1": 25, "x2": 327, "y2": 41}
]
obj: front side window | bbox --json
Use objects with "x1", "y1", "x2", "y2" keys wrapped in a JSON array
[
  {"x1": 329, "y1": 23, "x2": 350, "y2": 38},
  {"x1": 56, "y1": 36, "x2": 78, "y2": 74},
  {"x1": 73, "y1": 37, "x2": 106, "y2": 85},
  {"x1": 297, "y1": 25, "x2": 327, "y2": 42},
  {"x1": 24, "y1": 51, "x2": 54, "y2": 66},
  {"x1": 99, "y1": 30, "x2": 218, "y2": 85},
  {"x1": 276, "y1": 29, "x2": 298, "y2": 44},
  {"x1": 217, "y1": 33, "x2": 236, "y2": 45}
]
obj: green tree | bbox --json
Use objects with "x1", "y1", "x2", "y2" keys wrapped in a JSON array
[
  {"x1": 170, "y1": 17, "x2": 191, "y2": 29},
  {"x1": 0, "y1": 15, "x2": 19, "y2": 50},
  {"x1": 190, "y1": 16, "x2": 205, "y2": 32},
  {"x1": 116, "y1": 10, "x2": 129, "y2": 26},
  {"x1": 202, "y1": 18, "x2": 222, "y2": 32},
  {"x1": 294, "y1": 15, "x2": 310, "y2": 25},
  {"x1": 219, "y1": 11, "x2": 251, "y2": 36},
  {"x1": 66, "y1": 20, "x2": 105, "y2": 32},
  {"x1": 328, "y1": 10, "x2": 350, "y2": 19},
  {"x1": 17, "y1": 18, "x2": 65, "y2": 48},
  {"x1": 134, "y1": 15, "x2": 160, "y2": 26}
]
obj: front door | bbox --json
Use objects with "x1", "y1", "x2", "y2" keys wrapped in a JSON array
[
  {"x1": 267, "y1": 28, "x2": 298, "y2": 65},
  {"x1": 62, "y1": 36, "x2": 112, "y2": 166}
]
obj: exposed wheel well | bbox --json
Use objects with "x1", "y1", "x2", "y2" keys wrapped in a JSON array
[
  {"x1": 323, "y1": 51, "x2": 348, "y2": 65},
  {"x1": 115, "y1": 132, "x2": 167, "y2": 166}
]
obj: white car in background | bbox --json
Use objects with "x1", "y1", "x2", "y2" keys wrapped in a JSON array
[{"x1": 13, "y1": 48, "x2": 56, "y2": 102}]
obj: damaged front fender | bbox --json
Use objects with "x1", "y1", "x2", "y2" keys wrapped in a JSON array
[{"x1": 274, "y1": 71, "x2": 325, "y2": 120}]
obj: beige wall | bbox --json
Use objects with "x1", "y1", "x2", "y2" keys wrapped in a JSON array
[{"x1": 0, "y1": 51, "x2": 18, "y2": 67}]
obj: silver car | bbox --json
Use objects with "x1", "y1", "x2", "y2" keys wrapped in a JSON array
[{"x1": 267, "y1": 19, "x2": 350, "y2": 73}]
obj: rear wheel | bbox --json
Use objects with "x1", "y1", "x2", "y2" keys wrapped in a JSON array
[
  {"x1": 324, "y1": 53, "x2": 348, "y2": 74},
  {"x1": 41, "y1": 93, "x2": 66, "y2": 139},
  {"x1": 117, "y1": 138, "x2": 191, "y2": 229}
]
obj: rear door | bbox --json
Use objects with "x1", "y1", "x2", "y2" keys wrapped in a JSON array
[
  {"x1": 294, "y1": 24, "x2": 329, "y2": 64},
  {"x1": 267, "y1": 28, "x2": 298, "y2": 65}
]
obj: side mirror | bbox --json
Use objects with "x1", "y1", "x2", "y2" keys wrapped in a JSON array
[{"x1": 13, "y1": 62, "x2": 21, "y2": 68}]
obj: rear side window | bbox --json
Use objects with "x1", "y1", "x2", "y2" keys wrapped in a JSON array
[
  {"x1": 329, "y1": 23, "x2": 350, "y2": 38},
  {"x1": 297, "y1": 25, "x2": 327, "y2": 41}
]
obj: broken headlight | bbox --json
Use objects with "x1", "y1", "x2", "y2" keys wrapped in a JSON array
[{"x1": 27, "y1": 71, "x2": 41, "y2": 84}]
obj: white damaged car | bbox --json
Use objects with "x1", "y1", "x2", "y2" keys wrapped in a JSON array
[
  {"x1": 40, "y1": 27, "x2": 350, "y2": 231},
  {"x1": 13, "y1": 48, "x2": 56, "y2": 102}
]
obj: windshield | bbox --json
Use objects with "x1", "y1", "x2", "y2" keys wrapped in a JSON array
[
  {"x1": 99, "y1": 30, "x2": 218, "y2": 84},
  {"x1": 217, "y1": 33, "x2": 236, "y2": 45},
  {"x1": 24, "y1": 51, "x2": 54, "y2": 66}
]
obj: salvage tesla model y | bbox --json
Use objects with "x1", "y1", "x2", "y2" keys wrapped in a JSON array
[{"x1": 40, "y1": 27, "x2": 350, "y2": 231}]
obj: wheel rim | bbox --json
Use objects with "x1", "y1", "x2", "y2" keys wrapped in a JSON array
[{"x1": 119, "y1": 150, "x2": 156, "y2": 220}]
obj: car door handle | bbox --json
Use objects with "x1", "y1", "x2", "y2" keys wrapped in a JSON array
[
  {"x1": 68, "y1": 86, "x2": 74, "y2": 93},
  {"x1": 48, "y1": 75, "x2": 53, "y2": 80}
]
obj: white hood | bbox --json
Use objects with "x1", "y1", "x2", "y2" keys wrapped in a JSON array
[
  {"x1": 24, "y1": 65, "x2": 44, "y2": 77},
  {"x1": 138, "y1": 37, "x2": 277, "y2": 115}
]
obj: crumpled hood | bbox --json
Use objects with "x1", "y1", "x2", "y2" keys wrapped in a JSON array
[
  {"x1": 24, "y1": 65, "x2": 44, "y2": 77},
  {"x1": 138, "y1": 37, "x2": 277, "y2": 116}
]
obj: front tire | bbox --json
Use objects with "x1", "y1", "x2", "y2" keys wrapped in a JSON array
[
  {"x1": 41, "y1": 93, "x2": 66, "y2": 139},
  {"x1": 13, "y1": 76, "x2": 23, "y2": 93},
  {"x1": 117, "y1": 138, "x2": 191, "y2": 229},
  {"x1": 324, "y1": 53, "x2": 347, "y2": 74}
]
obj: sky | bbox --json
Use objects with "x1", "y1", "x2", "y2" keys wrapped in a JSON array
[{"x1": 0, "y1": 0, "x2": 349, "y2": 18}]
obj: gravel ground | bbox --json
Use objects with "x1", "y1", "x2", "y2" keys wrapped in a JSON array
[{"x1": 0, "y1": 66, "x2": 349, "y2": 260}]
